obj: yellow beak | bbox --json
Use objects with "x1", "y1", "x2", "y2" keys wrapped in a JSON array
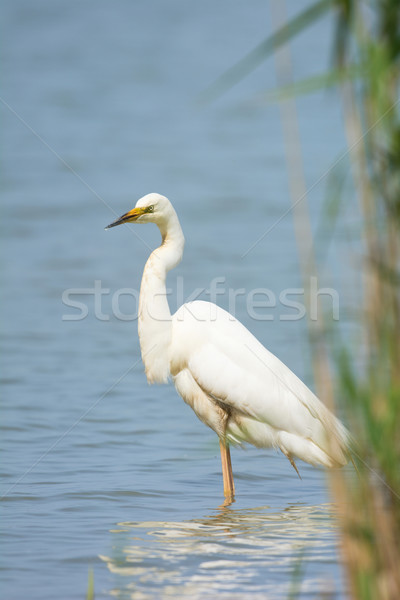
[{"x1": 105, "y1": 207, "x2": 147, "y2": 230}]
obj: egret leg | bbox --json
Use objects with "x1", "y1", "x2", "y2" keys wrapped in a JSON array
[{"x1": 219, "y1": 439, "x2": 235, "y2": 499}]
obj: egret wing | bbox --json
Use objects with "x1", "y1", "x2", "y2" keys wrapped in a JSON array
[
  {"x1": 187, "y1": 341, "x2": 320, "y2": 439},
  {"x1": 172, "y1": 301, "x2": 348, "y2": 464}
]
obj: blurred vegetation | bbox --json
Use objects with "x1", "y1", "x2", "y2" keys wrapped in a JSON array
[
  {"x1": 86, "y1": 568, "x2": 94, "y2": 600},
  {"x1": 206, "y1": 1, "x2": 400, "y2": 598},
  {"x1": 329, "y1": 3, "x2": 400, "y2": 598}
]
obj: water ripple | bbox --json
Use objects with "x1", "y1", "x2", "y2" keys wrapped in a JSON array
[{"x1": 100, "y1": 503, "x2": 341, "y2": 599}]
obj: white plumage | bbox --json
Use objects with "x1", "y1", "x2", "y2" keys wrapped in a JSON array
[{"x1": 106, "y1": 193, "x2": 349, "y2": 498}]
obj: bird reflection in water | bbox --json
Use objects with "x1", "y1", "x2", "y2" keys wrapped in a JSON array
[{"x1": 100, "y1": 503, "x2": 340, "y2": 598}]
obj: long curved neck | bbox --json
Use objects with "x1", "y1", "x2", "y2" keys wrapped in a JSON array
[{"x1": 138, "y1": 211, "x2": 184, "y2": 384}]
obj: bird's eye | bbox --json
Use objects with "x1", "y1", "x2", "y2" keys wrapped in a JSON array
[{"x1": 147, "y1": 205, "x2": 154, "y2": 213}]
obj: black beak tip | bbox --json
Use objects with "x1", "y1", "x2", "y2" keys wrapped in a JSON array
[{"x1": 104, "y1": 220, "x2": 120, "y2": 230}]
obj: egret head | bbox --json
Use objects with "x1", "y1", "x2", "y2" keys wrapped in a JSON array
[{"x1": 105, "y1": 193, "x2": 173, "y2": 229}]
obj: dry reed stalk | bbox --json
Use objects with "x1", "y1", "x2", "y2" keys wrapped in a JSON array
[{"x1": 270, "y1": 2, "x2": 357, "y2": 594}]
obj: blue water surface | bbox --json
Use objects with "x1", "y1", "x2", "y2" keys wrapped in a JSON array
[{"x1": 1, "y1": 1, "x2": 356, "y2": 597}]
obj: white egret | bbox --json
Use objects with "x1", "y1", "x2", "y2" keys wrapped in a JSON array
[{"x1": 106, "y1": 193, "x2": 349, "y2": 499}]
